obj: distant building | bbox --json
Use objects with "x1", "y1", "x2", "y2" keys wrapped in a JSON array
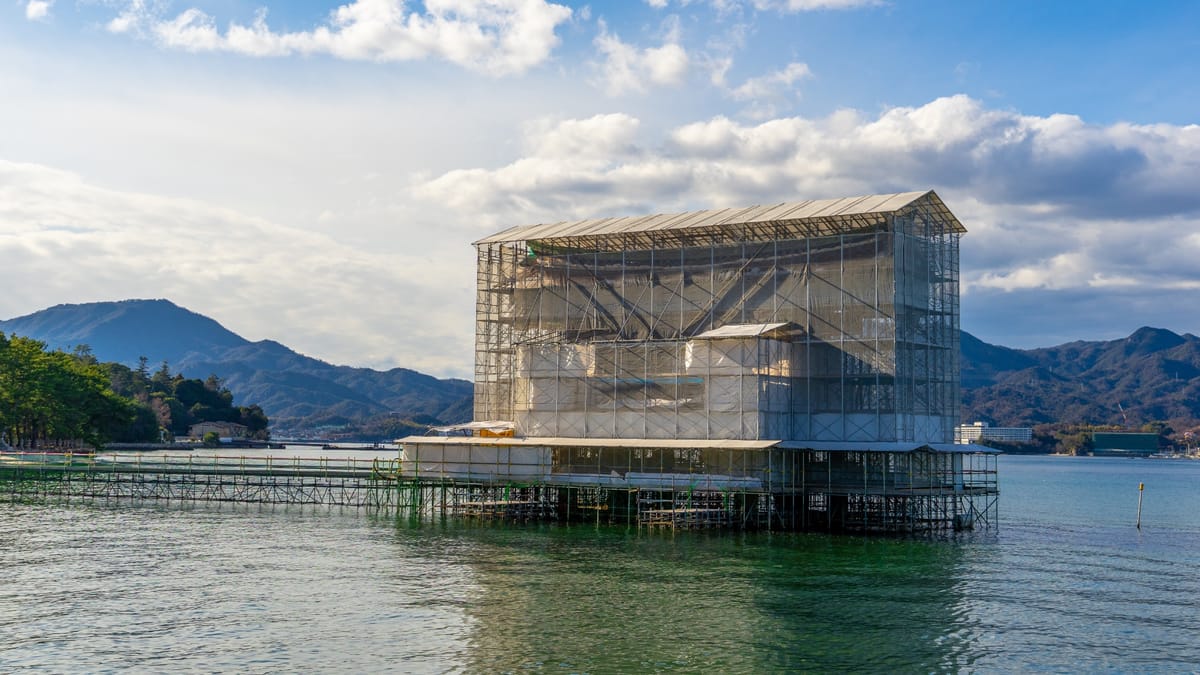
[
  {"x1": 188, "y1": 421, "x2": 248, "y2": 440},
  {"x1": 1091, "y1": 432, "x2": 1158, "y2": 457},
  {"x1": 955, "y1": 421, "x2": 1033, "y2": 444}
]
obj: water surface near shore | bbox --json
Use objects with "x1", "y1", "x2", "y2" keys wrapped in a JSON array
[{"x1": 2, "y1": 455, "x2": 1198, "y2": 672}]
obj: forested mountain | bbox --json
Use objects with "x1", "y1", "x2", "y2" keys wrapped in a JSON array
[
  {"x1": 1, "y1": 300, "x2": 472, "y2": 438},
  {"x1": 961, "y1": 327, "x2": 1200, "y2": 431},
  {"x1": 0, "y1": 299, "x2": 248, "y2": 366}
]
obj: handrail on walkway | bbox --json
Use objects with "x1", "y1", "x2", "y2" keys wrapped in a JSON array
[{"x1": 1, "y1": 451, "x2": 397, "y2": 477}]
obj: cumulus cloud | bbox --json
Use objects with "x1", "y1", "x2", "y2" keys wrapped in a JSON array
[
  {"x1": 104, "y1": 0, "x2": 572, "y2": 75},
  {"x1": 414, "y1": 113, "x2": 666, "y2": 226},
  {"x1": 411, "y1": 95, "x2": 1200, "y2": 347},
  {"x1": 729, "y1": 61, "x2": 811, "y2": 101},
  {"x1": 721, "y1": 61, "x2": 812, "y2": 118},
  {"x1": 523, "y1": 113, "x2": 642, "y2": 158},
  {"x1": 0, "y1": 160, "x2": 474, "y2": 377},
  {"x1": 751, "y1": 0, "x2": 883, "y2": 10},
  {"x1": 649, "y1": 0, "x2": 880, "y2": 11},
  {"x1": 25, "y1": 0, "x2": 53, "y2": 21},
  {"x1": 592, "y1": 19, "x2": 690, "y2": 95}
]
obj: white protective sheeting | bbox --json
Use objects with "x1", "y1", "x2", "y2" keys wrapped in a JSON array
[
  {"x1": 402, "y1": 441, "x2": 552, "y2": 481},
  {"x1": 692, "y1": 322, "x2": 793, "y2": 340}
]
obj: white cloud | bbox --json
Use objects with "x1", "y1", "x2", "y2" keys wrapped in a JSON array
[
  {"x1": 409, "y1": 95, "x2": 1200, "y2": 348},
  {"x1": 412, "y1": 96, "x2": 1200, "y2": 303},
  {"x1": 751, "y1": 0, "x2": 882, "y2": 10},
  {"x1": 641, "y1": 0, "x2": 876, "y2": 10},
  {"x1": 106, "y1": 0, "x2": 145, "y2": 34},
  {"x1": 104, "y1": 0, "x2": 573, "y2": 76},
  {"x1": 0, "y1": 159, "x2": 475, "y2": 377},
  {"x1": 592, "y1": 19, "x2": 690, "y2": 95},
  {"x1": 414, "y1": 113, "x2": 662, "y2": 226},
  {"x1": 650, "y1": 0, "x2": 880, "y2": 10},
  {"x1": 722, "y1": 60, "x2": 812, "y2": 118},
  {"x1": 729, "y1": 61, "x2": 811, "y2": 101},
  {"x1": 24, "y1": 0, "x2": 53, "y2": 21},
  {"x1": 524, "y1": 113, "x2": 642, "y2": 158},
  {"x1": 705, "y1": 55, "x2": 733, "y2": 87}
]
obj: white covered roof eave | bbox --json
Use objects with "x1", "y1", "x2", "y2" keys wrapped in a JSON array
[
  {"x1": 397, "y1": 436, "x2": 779, "y2": 450},
  {"x1": 777, "y1": 440, "x2": 1001, "y2": 454},
  {"x1": 394, "y1": 436, "x2": 999, "y2": 454},
  {"x1": 473, "y1": 190, "x2": 964, "y2": 246}
]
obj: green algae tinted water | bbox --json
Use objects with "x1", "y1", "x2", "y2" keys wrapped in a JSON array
[{"x1": 2, "y1": 455, "x2": 1199, "y2": 672}]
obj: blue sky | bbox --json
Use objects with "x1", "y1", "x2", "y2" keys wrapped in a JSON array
[{"x1": 2, "y1": 0, "x2": 1199, "y2": 377}]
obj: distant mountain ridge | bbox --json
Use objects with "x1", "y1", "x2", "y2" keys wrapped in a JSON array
[
  {"x1": 961, "y1": 327, "x2": 1200, "y2": 429},
  {"x1": 0, "y1": 300, "x2": 472, "y2": 436},
  {"x1": 1, "y1": 299, "x2": 249, "y2": 366},
  {"x1": 6, "y1": 299, "x2": 1199, "y2": 436}
]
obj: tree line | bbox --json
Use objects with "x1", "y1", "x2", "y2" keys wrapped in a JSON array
[{"x1": 0, "y1": 334, "x2": 268, "y2": 449}]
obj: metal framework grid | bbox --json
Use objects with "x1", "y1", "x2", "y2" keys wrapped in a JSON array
[
  {"x1": 0, "y1": 455, "x2": 402, "y2": 508},
  {"x1": 413, "y1": 190, "x2": 993, "y2": 534},
  {"x1": 473, "y1": 191, "x2": 962, "y2": 444},
  {"x1": 1, "y1": 449, "x2": 998, "y2": 533},
  {"x1": 394, "y1": 439, "x2": 997, "y2": 532}
]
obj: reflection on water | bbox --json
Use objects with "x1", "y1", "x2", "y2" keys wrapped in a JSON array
[
  {"x1": 1, "y1": 456, "x2": 1199, "y2": 672},
  {"x1": 436, "y1": 524, "x2": 974, "y2": 673}
]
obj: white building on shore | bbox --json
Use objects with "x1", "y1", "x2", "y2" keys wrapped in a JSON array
[{"x1": 955, "y1": 421, "x2": 1032, "y2": 444}]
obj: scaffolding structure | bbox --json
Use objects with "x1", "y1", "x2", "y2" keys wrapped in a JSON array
[
  {"x1": 0, "y1": 454, "x2": 401, "y2": 508},
  {"x1": 397, "y1": 437, "x2": 997, "y2": 532},
  {"x1": 404, "y1": 190, "x2": 996, "y2": 532}
]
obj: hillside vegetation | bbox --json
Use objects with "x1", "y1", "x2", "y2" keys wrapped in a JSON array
[
  {"x1": 962, "y1": 327, "x2": 1200, "y2": 447},
  {"x1": 0, "y1": 335, "x2": 266, "y2": 448},
  {"x1": 0, "y1": 300, "x2": 472, "y2": 439}
]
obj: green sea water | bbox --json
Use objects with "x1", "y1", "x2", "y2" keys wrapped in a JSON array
[{"x1": 2, "y1": 455, "x2": 1198, "y2": 672}]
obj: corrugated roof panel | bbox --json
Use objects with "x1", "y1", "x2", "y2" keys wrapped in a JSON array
[
  {"x1": 749, "y1": 202, "x2": 808, "y2": 222},
  {"x1": 610, "y1": 213, "x2": 670, "y2": 234},
  {"x1": 505, "y1": 220, "x2": 571, "y2": 242},
  {"x1": 874, "y1": 191, "x2": 930, "y2": 213},
  {"x1": 614, "y1": 215, "x2": 659, "y2": 233},
  {"x1": 475, "y1": 190, "x2": 958, "y2": 245},
  {"x1": 475, "y1": 223, "x2": 535, "y2": 244},
  {"x1": 651, "y1": 210, "x2": 706, "y2": 231},
  {"x1": 841, "y1": 194, "x2": 884, "y2": 216},
  {"x1": 771, "y1": 201, "x2": 818, "y2": 221},
  {"x1": 557, "y1": 216, "x2": 601, "y2": 236},
  {"x1": 661, "y1": 207, "x2": 736, "y2": 231},
  {"x1": 725, "y1": 204, "x2": 785, "y2": 226},
  {"x1": 812, "y1": 195, "x2": 867, "y2": 217},
  {"x1": 648, "y1": 210, "x2": 710, "y2": 230}
]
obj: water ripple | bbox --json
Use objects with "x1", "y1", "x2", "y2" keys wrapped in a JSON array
[{"x1": 2, "y1": 456, "x2": 1199, "y2": 671}]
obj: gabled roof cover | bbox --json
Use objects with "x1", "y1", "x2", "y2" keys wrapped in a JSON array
[{"x1": 475, "y1": 190, "x2": 964, "y2": 247}]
